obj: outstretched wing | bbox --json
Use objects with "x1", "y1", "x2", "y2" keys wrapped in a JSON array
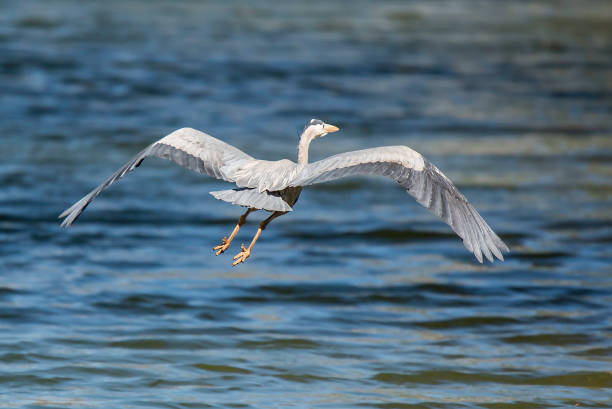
[
  {"x1": 59, "y1": 127, "x2": 254, "y2": 227},
  {"x1": 290, "y1": 146, "x2": 509, "y2": 263}
]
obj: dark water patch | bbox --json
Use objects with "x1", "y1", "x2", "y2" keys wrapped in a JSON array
[
  {"x1": 507, "y1": 285, "x2": 607, "y2": 298},
  {"x1": 108, "y1": 339, "x2": 169, "y2": 350},
  {"x1": 415, "y1": 121, "x2": 609, "y2": 136},
  {"x1": 511, "y1": 251, "x2": 573, "y2": 261},
  {"x1": 546, "y1": 296, "x2": 605, "y2": 309},
  {"x1": 0, "y1": 52, "x2": 79, "y2": 72},
  {"x1": 546, "y1": 219, "x2": 612, "y2": 231},
  {"x1": 227, "y1": 60, "x2": 455, "y2": 79},
  {"x1": 367, "y1": 404, "x2": 469, "y2": 409},
  {"x1": 237, "y1": 338, "x2": 320, "y2": 350},
  {"x1": 575, "y1": 152, "x2": 612, "y2": 164},
  {"x1": 125, "y1": 401, "x2": 214, "y2": 409},
  {"x1": 520, "y1": 313, "x2": 605, "y2": 327},
  {"x1": 226, "y1": 283, "x2": 350, "y2": 304},
  {"x1": 559, "y1": 401, "x2": 612, "y2": 409},
  {"x1": 530, "y1": 372, "x2": 612, "y2": 388},
  {"x1": 40, "y1": 132, "x2": 69, "y2": 142},
  {"x1": 107, "y1": 338, "x2": 220, "y2": 350},
  {"x1": 51, "y1": 365, "x2": 148, "y2": 378},
  {"x1": 93, "y1": 293, "x2": 192, "y2": 315},
  {"x1": 130, "y1": 82, "x2": 174, "y2": 97},
  {"x1": 0, "y1": 286, "x2": 28, "y2": 298},
  {"x1": 197, "y1": 305, "x2": 242, "y2": 322},
  {"x1": 386, "y1": 10, "x2": 423, "y2": 24},
  {"x1": 550, "y1": 90, "x2": 612, "y2": 100},
  {"x1": 143, "y1": 377, "x2": 189, "y2": 388},
  {"x1": 192, "y1": 363, "x2": 251, "y2": 374},
  {"x1": 83, "y1": 258, "x2": 164, "y2": 271},
  {"x1": 373, "y1": 370, "x2": 496, "y2": 385},
  {"x1": 187, "y1": 326, "x2": 252, "y2": 337},
  {"x1": 140, "y1": 325, "x2": 243, "y2": 338},
  {"x1": 480, "y1": 403, "x2": 553, "y2": 409},
  {"x1": 17, "y1": 16, "x2": 61, "y2": 29},
  {"x1": 47, "y1": 337, "x2": 106, "y2": 348},
  {"x1": 373, "y1": 370, "x2": 612, "y2": 387},
  {"x1": 460, "y1": 181, "x2": 611, "y2": 196},
  {"x1": 573, "y1": 346, "x2": 612, "y2": 358},
  {"x1": 0, "y1": 352, "x2": 37, "y2": 363},
  {"x1": 288, "y1": 228, "x2": 458, "y2": 242},
  {"x1": 273, "y1": 372, "x2": 329, "y2": 384},
  {"x1": 0, "y1": 306, "x2": 52, "y2": 324},
  {"x1": 507, "y1": 295, "x2": 606, "y2": 310},
  {"x1": 501, "y1": 333, "x2": 597, "y2": 346},
  {"x1": 414, "y1": 283, "x2": 499, "y2": 296},
  {"x1": 226, "y1": 283, "x2": 501, "y2": 306},
  {"x1": 413, "y1": 316, "x2": 520, "y2": 329},
  {"x1": 0, "y1": 374, "x2": 72, "y2": 386},
  {"x1": 27, "y1": 104, "x2": 60, "y2": 116},
  {"x1": 0, "y1": 170, "x2": 29, "y2": 186},
  {"x1": 580, "y1": 234, "x2": 612, "y2": 244}
]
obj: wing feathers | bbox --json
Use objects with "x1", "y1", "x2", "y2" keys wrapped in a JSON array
[
  {"x1": 59, "y1": 127, "x2": 509, "y2": 264},
  {"x1": 58, "y1": 145, "x2": 154, "y2": 227},
  {"x1": 59, "y1": 127, "x2": 254, "y2": 227},
  {"x1": 289, "y1": 146, "x2": 508, "y2": 263},
  {"x1": 401, "y1": 163, "x2": 508, "y2": 263},
  {"x1": 210, "y1": 188, "x2": 293, "y2": 212}
]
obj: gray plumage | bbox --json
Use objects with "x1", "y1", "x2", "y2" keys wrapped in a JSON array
[
  {"x1": 210, "y1": 188, "x2": 293, "y2": 212},
  {"x1": 59, "y1": 120, "x2": 509, "y2": 263}
]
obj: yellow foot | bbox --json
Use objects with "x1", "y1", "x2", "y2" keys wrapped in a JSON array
[
  {"x1": 213, "y1": 237, "x2": 230, "y2": 255},
  {"x1": 232, "y1": 244, "x2": 251, "y2": 266}
]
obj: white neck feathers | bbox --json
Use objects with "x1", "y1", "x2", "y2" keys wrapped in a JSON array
[{"x1": 297, "y1": 126, "x2": 319, "y2": 165}]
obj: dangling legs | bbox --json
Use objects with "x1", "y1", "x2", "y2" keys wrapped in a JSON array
[
  {"x1": 232, "y1": 211, "x2": 286, "y2": 266},
  {"x1": 213, "y1": 208, "x2": 256, "y2": 255}
]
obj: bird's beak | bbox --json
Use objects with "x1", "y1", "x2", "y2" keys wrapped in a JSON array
[{"x1": 324, "y1": 124, "x2": 340, "y2": 133}]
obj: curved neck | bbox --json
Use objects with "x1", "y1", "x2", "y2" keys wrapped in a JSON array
[
  {"x1": 297, "y1": 135, "x2": 312, "y2": 164},
  {"x1": 298, "y1": 126, "x2": 320, "y2": 164}
]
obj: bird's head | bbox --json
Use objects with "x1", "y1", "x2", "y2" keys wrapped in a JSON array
[{"x1": 302, "y1": 119, "x2": 340, "y2": 141}]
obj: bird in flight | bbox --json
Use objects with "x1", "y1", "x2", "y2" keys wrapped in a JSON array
[{"x1": 59, "y1": 119, "x2": 508, "y2": 265}]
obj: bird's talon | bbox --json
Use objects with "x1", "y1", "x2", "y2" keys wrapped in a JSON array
[
  {"x1": 232, "y1": 246, "x2": 251, "y2": 266},
  {"x1": 213, "y1": 237, "x2": 231, "y2": 255},
  {"x1": 233, "y1": 247, "x2": 244, "y2": 260}
]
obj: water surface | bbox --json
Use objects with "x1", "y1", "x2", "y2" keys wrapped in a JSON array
[{"x1": 1, "y1": 1, "x2": 611, "y2": 408}]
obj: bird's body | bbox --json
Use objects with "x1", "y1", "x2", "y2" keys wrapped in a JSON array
[{"x1": 60, "y1": 119, "x2": 509, "y2": 265}]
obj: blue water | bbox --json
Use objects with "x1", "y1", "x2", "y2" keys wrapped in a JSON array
[{"x1": 1, "y1": 1, "x2": 611, "y2": 408}]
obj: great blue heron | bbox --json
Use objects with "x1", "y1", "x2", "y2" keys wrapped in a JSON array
[{"x1": 59, "y1": 119, "x2": 508, "y2": 265}]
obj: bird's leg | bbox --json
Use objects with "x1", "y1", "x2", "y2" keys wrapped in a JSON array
[
  {"x1": 232, "y1": 211, "x2": 286, "y2": 266},
  {"x1": 213, "y1": 208, "x2": 255, "y2": 255}
]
